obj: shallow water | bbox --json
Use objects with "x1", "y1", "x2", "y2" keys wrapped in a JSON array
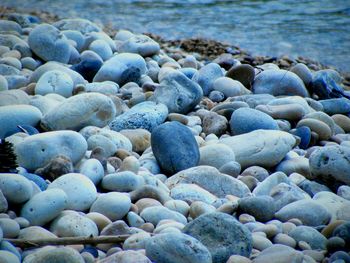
[{"x1": 2, "y1": 0, "x2": 350, "y2": 71}]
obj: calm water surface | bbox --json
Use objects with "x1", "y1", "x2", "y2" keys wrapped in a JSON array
[{"x1": 2, "y1": 0, "x2": 350, "y2": 71}]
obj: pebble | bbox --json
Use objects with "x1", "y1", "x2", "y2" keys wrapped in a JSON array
[
  {"x1": 166, "y1": 166, "x2": 250, "y2": 198},
  {"x1": 253, "y1": 69, "x2": 309, "y2": 97},
  {"x1": 152, "y1": 70, "x2": 203, "y2": 114},
  {"x1": 199, "y1": 143, "x2": 235, "y2": 169},
  {"x1": 28, "y1": 24, "x2": 71, "y2": 63},
  {"x1": 170, "y1": 183, "x2": 217, "y2": 204},
  {"x1": 109, "y1": 101, "x2": 168, "y2": 132},
  {"x1": 0, "y1": 218, "x2": 20, "y2": 238},
  {"x1": 145, "y1": 232, "x2": 212, "y2": 263},
  {"x1": 0, "y1": 173, "x2": 33, "y2": 204},
  {"x1": 23, "y1": 247, "x2": 84, "y2": 263},
  {"x1": 0, "y1": 251, "x2": 20, "y2": 263},
  {"x1": 48, "y1": 173, "x2": 97, "y2": 211},
  {"x1": 140, "y1": 206, "x2": 187, "y2": 225},
  {"x1": 15, "y1": 130, "x2": 87, "y2": 170},
  {"x1": 273, "y1": 233, "x2": 297, "y2": 248},
  {"x1": 183, "y1": 212, "x2": 252, "y2": 263},
  {"x1": 118, "y1": 34, "x2": 160, "y2": 57},
  {"x1": 18, "y1": 226, "x2": 58, "y2": 240},
  {"x1": 290, "y1": 63, "x2": 313, "y2": 87},
  {"x1": 78, "y1": 158, "x2": 104, "y2": 185},
  {"x1": 201, "y1": 111, "x2": 228, "y2": 136},
  {"x1": 319, "y1": 98, "x2": 350, "y2": 115},
  {"x1": 164, "y1": 200, "x2": 190, "y2": 217},
  {"x1": 102, "y1": 171, "x2": 144, "y2": 192},
  {"x1": 151, "y1": 121, "x2": 200, "y2": 174},
  {"x1": 189, "y1": 201, "x2": 216, "y2": 219},
  {"x1": 89, "y1": 39, "x2": 113, "y2": 61},
  {"x1": 230, "y1": 107, "x2": 279, "y2": 135},
  {"x1": 192, "y1": 62, "x2": 224, "y2": 95},
  {"x1": 86, "y1": 212, "x2": 112, "y2": 232},
  {"x1": 288, "y1": 225, "x2": 327, "y2": 250},
  {"x1": 252, "y1": 244, "x2": 303, "y2": 263},
  {"x1": 90, "y1": 192, "x2": 131, "y2": 221},
  {"x1": 20, "y1": 188, "x2": 67, "y2": 226},
  {"x1": 119, "y1": 129, "x2": 151, "y2": 153},
  {"x1": 99, "y1": 250, "x2": 151, "y2": 263},
  {"x1": 252, "y1": 233, "x2": 273, "y2": 251},
  {"x1": 255, "y1": 103, "x2": 305, "y2": 121},
  {"x1": 238, "y1": 196, "x2": 276, "y2": 222},
  {"x1": 212, "y1": 77, "x2": 250, "y2": 98},
  {"x1": 0, "y1": 105, "x2": 42, "y2": 139},
  {"x1": 297, "y1": 118, "x2": 332, "y2": 141},
  {"x1": 35, "y1": 70, "x2": 74, "y2": 97},
  {"x1": 226, "y1": 64, "x2": 255, "y2": 89},
  {"x1": 41, "y1": 92, "x2": 116, "y2": 131}
]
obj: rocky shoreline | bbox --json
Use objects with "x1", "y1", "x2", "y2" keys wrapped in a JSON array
[{"x1": 0, "y1": 6, "x2": 350, "y2": 263}]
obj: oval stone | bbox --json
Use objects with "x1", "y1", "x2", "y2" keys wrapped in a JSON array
[{"x1": 0, "y1": 173, "x2": 33, "y2": 204}]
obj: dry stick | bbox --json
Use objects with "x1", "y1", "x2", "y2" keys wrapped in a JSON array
[{"x1": 4, "y1": 235, "x2": 132, "y2": 249}]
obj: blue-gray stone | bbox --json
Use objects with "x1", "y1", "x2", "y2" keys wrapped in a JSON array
[
  {"x1": 179, "y1": 67, "x2": 197, "y2": 79},
  {"x1": 238, "y1": 195, "x2": 276, "y2": 222},
  {"x1": 333, "y1": 222, "x2": 350, "y2": 246},
  {"x1": 145, "y1": 232, "x2": 212, "y2": 263},
  {"x1": 253, "y1": 69, "x2": 309, "y2": 97},
  {"x1": 192, "y1": 63, "x2": 223, "y2": 95},
  {"x1": 152, "y1": 70, "x2": 203, "y2": 114},
  {"x1": 312, "y1": 70, "x2": 348, "y2": 100},
  {"x1": 290, "y1": 126, "x2": 311, "y2": 150},
  {"x1": 53, "y1": 18, "x2": 101, "y2": 34},
  {"x1": 28, "y1": 24, "x2": 71, "y2": 63},
  {"x1": 118, "y1": 34, "x2": 160, "y2": 57},
  {"x1": 289, "y1": 225, "x2": 327, "y2": 250},
  {"x1": 151, "y1": 121, "x2": 199, "y2": 174},
  {"x1": 71, "y1": 50, "x2": 103, "y2": 82},
  {"x1": 230, "y1": 107, "x2": 279, "y2": 135},
  {"x1": 183, "y1": 212, "x2": 252, "y2": 263},
  {"x1": 110, "y1": 101, "x2": 168, "y2": 132},
  {"x1": 319, "y1": 98, "x2": 350, "y2": 115},
  {"x1": 299, "y1": 179, "x2": 331, "y2": 197},
  {"x1": 20, "y1": 172, "x2": 48, "y2": 191},
  {"x1": 0, "y1": 240, "x2": 21, "y2": 261},
  {"x1": 140, "y1": 206, "x2": 187, "y2": 225}
]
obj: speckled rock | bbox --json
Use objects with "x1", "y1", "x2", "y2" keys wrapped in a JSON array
[
  {"x1": 41, "y1": 92, "x2": 116, "y2": 131},
  {"x1": 145, "y1": 232, "x2": 212, "y2": 263},
  {"x1": 0, "y1": 173, "x2": 33, "y2": 204},
  {"x1": 23, "y1": 246, "x2": 84, "y2": 263},
  {"x1": 151, "y1": 121, "x2": 200, "y2": 174},
  {"x1": 48, "y1": 173, "x2": 97, "y2": 211},
  {"x1": 28, "y1": 24, "x2": 71, "y2": 63},
  {"x1": 253, "y1": 70, "x2": 309, "y2": 97},
  {"x1": 90, "y1": 192, "x2": 131, "y2": 221},
  {"x1": 110, "y1": 101, "x2": 168, "y2": 132},
  {"x1": 20, "y1": 188, "x2": 67, "y2": 226},
  {"x1": 0, "y1": 105, "x2": 42, "y2": 139},
  {"x1": 220, "y1": 130, "x2": 296, "y2": 169},
  {"x1": 15, "y1": 130, "x2": 87, "y2": 170},
  {"x1": 183, "y1": 212, "x2": 252, "y2": 263},
  {"x1": 35, "y1": 70, "x2": 74, "y2": 98}
]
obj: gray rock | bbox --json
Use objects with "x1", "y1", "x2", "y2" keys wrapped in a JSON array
[
  {"x1": 288, "y1": 226, "x2": 327, "y2": 250},
  {"x1": 152, "y1": 70, "x2": 203, "y2": 114},
  {"x1": 230, "y1": 107, "x2": 279, "y2": 135},
  {"x1": 89, "y1": 39, "x2": 113, "y2": 61},
  {"x1": 151, "y1": 121, "x2": 200, "y2": 175},
  {"x1": 220, "y1": 130, "x2": 296, "y2": 169},
  {"x1": 35, "y1": 70, "x2": 74, "y2": 97},
  {"x1": 309, "y1": 145, "x2": 350, "y2": 186},
  {"x1": 0, "y1": 105, "x2": 42, "y2": 139},
  {"x1": 252, "y1": 244, "x2": 303, "y2": 263},
  {"x1": 0, "y1": 190, "x2": 8, "y2": 213},
  {"x1": 140, "y1": 206, "x2": 187, "y2": 225},
  {"x1": 166, "y1": 166, "x2": 250, "y2": 198},
  {"x1": 93, "y1": 53, "x2": 147, "y2": 85},
  {"x1": 192, "y1": 63, "x2": 224, "y2": 95},
  {"x1": 270, "y1": 183, "x2": 310, "y2": 211},
  {"x1": 118, "y1": 34, "x2": 160, "y2": 57},
  {"x1": 145, "y1": 232, "x2": 212, "y2": 263},
  {"x1": 0, "y1": 173, "x2": 33, "y2": 204},
  {"x1": 0, "y1": 89, "x2": 29, "y2": 106},
  {"x1": 28, "y1": 24, "x2": 71, "y2": 63},
  {"x1": 23, "y1": 246, "x2": 84, "y2": 263},
  {"x1": 275, "y1": 199, "x2": 331, "y2": 226},
  {"x1": 15, "y1": 130, "x2": 87, "y2": 170},
  {"x1": 20, "y1": 188, "x2": 67, "y2": 226},
  {"x1": 183, "y1": 212, "x2": 252, "y2": 263},
  {"x1": 41, "y1": 92, "x2": 116, "y2": 131},
  {"x1": 0, "y1": 218, "x2": 20, "y2": 238},
  {"x1": 238, "y1": 196, "x2": 276, "y2": 222},
  {"x1": 90, "y1": 192, "x2": 131, "y2": 221},
  {"x1": 290, "y1": 63, "x2": 313, "y2": 87},
  {"x1": 48, "y1": 173, "x2": 97, "y2": 211},
  {"x1": 199, "y1": 143, "x2": 235, "y2": 169},
  {"x1": 0, "y1": 251, "x2": 20, "y2": 263},
  {"x1": 109, "y1": 101, "x2": 168, "y2": 132},
  {"x1": 319, "y1": 98, "x2": 350, "y2": 115},
  {"x1": 102, "y1": 171, "x2": 145, "y2": 192},
  {"x1": 78, "y1": 158, "x2": 104, "y2": 185},
  {"x1": 170, "y1": 183, "x2": 217, "y2": 204},
  {"x1": 53, "y1": 18, "x2": 101, "y2": 34},
  {"x1": 253, "y1": 69, "x2": 309, "y2": 97}
]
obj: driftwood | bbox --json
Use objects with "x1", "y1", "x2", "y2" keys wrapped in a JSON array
[{"x1": 4, "y1": 235, "x2": 132, "y2": 249}]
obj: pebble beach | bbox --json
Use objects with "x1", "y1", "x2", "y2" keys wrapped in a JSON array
[{"x1": 0, "y1": 6, "x2": 350, "y2": 263}]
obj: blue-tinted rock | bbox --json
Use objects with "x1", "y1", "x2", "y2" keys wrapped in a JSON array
[
  {"x1": 15, "y1": 131, "x2": 87, "y2": 170},
  {"x1": 319, "y1": 98, "x2": 350, "y2": 115},
  {"x1": 140, "y1": 206, "x2": 187, "y2": 225},
  {"x1": 20, "y1": 188, "x2": 68, "y2": 226},
  {"x1": 0, "y1": 89, "x2": 29, "y2": 106},
  {"x1": 183, "y1": 212, "x2": 252, "y2": 263},
  {"x1": 93, "y1": 53, "x2": 147, "y2": 85},
  {"x1": 333, "y1": 222, "x2": 350, "y2": 246},
  {"x1": 152, "y1": 70, "x2": 202, "y2": 114},
  {"x1": 0, "y1": 251, "x2": 20, "y2": 263},
  {"x1": 53, "y1": 18, "x2": 101, "y2": 34},
  {"x1": 28, "y1": 24, "x2": 71, "y2": 63},
  {"x1": 192, "y1": 63, "x2": 223, "y2": 95},
  {"x1": 290, "y1": 63, "x2": 313, "y2": 87},
  {"x1": 230, "y1": 107, "x2": 279, "y2": 135},
  {"x1": 102, "y1": 171, "x2": 144, "y2": 192},
  {"x1": 289, "y1": 225, "x2": 327, "y2": 250},
  {"x1": 0, "y1": 173, "x2": 33, "y2": 204},
  {"x1": 0, "y1": 105, "x2": 42, "y2": 139},
  {"x1": 253, "y1": 70, "x2": 309, "y2": 97},
  {"x1": 110, "y1": 101, "x2": 168, "y2": 132},
  {"x1": 238, "y1": 196, "x2": 276, "y2": 222},
  {"x1": 329, "y1": 251, "x2": 350, "y2": 263},
  {"x1": 62, "y1": 30, "x2": 85, "y2": 52},
  {"x1": 151, "y1": 121, "x2": 199, "y2": 174},
  {"x1": 299, "y1": 179, "x2": 331, "y2": 197},
  {"x1": 270, "y1": 183, "x2": 310, "y2": 211},
  {"x1": 89, "y1": 39, "x2": 113, "y2": 61},
  {"x1": 23, "y1": 246, "x2": 84, "y2": 263},
  {"x1": 290, "y1": 126, "x2": 311, "y2": 149},
  {"x1": 312, "y1": 70, "x2": 348, "y2": 99},
  {"x1": 145, "y1": 232, "x2": 212, "y2": 263},
  {"x1": 0, "y1": 19, "x2": 22, "y2": 34},
  {"x1": 20, "y1": 172, "x2": 48, "y2": 190},
  {"x1": 0, "y1": 240, "x2": 21, "y2": 261},
  {"x1": 71, "y1": 50, "x2": 103, "y2": 82},
  {"x1": 118, "y1": 34, "x2": 160, "y2": 57},
  {"x1": 179, "y1": 67, "x2": 197, "y2": 79},
  {"x1": 35, "y1": 70, "x2": 74, "y2": 97}
]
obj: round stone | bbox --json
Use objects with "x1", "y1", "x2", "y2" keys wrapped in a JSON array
[
  {"x1": 28, "y1": 24, "x2": 71, "y2": 63},
  {"x1": 151, "y1": 121, "x2": 199, "y2": 175},
  {"x1": 20, "y1": 188, "x2": 68, "y2": 226},
  {"x1": 226, "y1": 64, "x2": 255, "y2": 89},
  {"x1": 140, "y1": 206, "x2": 187, "y2": 225},
  {"x1": 0, "y1": 173, "x2": 33, "y2": 204},
  {"x1": 35, "y1": 70, "x2": 74, "y2": 98},
  {"x1": 23, "y1": 246, "x2": 84, "y2": 263},
  {"x1": 290, "y1": 63, "x2": 313, "y2": 87},
  {"x1": 288, "y1": 225, "x2": 327, "y2": 250},
  {"x1": 183, "y1": 212, "x2": 252, "y2": 263},
  {"x1": 101, "y1": 171, "x2": 144, "y2": 192},
  {"x1": 212, "y1": 77, "x2": 250, "y2": 98},
  {"x1": 192, "y1": 63, "x2": 224, "y2": 95},
  {"x1": 90, "y1": 192, "x2": 131, "y2": 221},
  {"x1": 0, "y1": 218, "x2": 20, "y2": 238},
  {"x1": 199, "y1": 144, "x2": 235, "y2": 169},
  {"x1": 0, "y1": 251, "x2": 20, "y2": 263},
  {"x1": 230, "y1": 107, "x2": 279, "y2": 135},
  {"x1": 18, "y1": 226, "x2": 57, "y2": 240},
  {"x1": 145, "y1": 232, "x2": 212, "y2": 263},
  {"x1": 48, "y1": 173, "x2": 97, "y2": 211},
  {"x1": 118, "y1": 34, "x2": 160, "y2": 57},
  {"x1": 78, "y1": 158, "x2": 104, "y2": 185},
  {"x1": 238, "y1": 196, "x2": 276, "y2": 222},
  {"x1": 119, "y1": 129, "x2": 151, "y2": 153}
]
